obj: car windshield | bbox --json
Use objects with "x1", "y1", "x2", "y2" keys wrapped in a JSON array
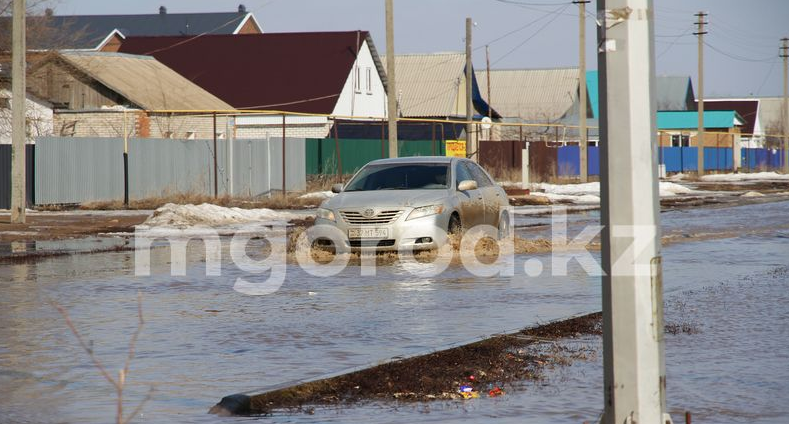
[{"x1": 344, "y1": 163, "x2": 450, "y2": 191}]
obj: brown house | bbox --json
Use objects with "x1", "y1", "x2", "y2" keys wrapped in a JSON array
[{"x1": 27, "y1": 52, "x2": 233, "y2": 139}]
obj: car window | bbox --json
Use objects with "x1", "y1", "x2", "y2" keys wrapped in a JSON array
[
  {"x1": 467, "y1": 162, "x2": 494, "y2": 187},
  {"x1": 455, "y1": 162, "x2": 475, "y2": 187},
  {"x1": 344, "y1": 163, "x2": 449, "y2": 191}
]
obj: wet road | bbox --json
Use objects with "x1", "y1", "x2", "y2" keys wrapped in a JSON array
[{"x1": 1, "y1": 201, "x2": 788, "y2": 423}]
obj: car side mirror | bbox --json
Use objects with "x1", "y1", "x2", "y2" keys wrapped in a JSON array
[
  {"x1": 457, "y1": 180, "x2": 477, "y2": 191},
  {"x1": 331, "y1": 183, "x2": 344, "y2": 193}
]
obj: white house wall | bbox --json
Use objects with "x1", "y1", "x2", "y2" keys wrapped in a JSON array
[
  {"x1": 0, "y1": 89, "x2": 54, "y2": 144},
  {"x1": 332, "y1": 40, "x2": 387, "y2": 119}
]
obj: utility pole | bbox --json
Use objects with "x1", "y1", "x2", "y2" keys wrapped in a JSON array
[
  {"x1": 11, "y1": 0, "x2": 26, "y2": 223},
  {"x1": 575, "y1": 0, "x2": 589, "y2": 183},
  {"x1": 385, "y1": 0, "x2": 398, "y2": 158},
  {"x1": 781, "y1": 37, "x2": 788, "y2": 173},
  {"x1": 597, "y1": 0, "x2": 671, "y2": 423},
  {"x1": 486, "y1": 44, "x2": 492, "y2": 140},
  {"x1": 695, "y1": 11, "x2": 707, "y2": 176},
  {"x1": 465, "y1": 17, "x2": 475, "y2": 162}
]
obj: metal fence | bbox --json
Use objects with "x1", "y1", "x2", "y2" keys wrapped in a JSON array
[
  {"x1": 0, "y1": 145, "x2": 35, "y2": 209},
  {"x1": 33, "y1": 137, "x2": 305, "y2": 205}
]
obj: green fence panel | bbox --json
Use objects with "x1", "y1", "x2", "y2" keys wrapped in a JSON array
[{"x1": 306, "y1": 139, "x2": 446, "y2": 176}]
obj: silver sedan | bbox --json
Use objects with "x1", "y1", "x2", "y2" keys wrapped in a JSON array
[{"x1": 314, "y1": 156, "x2": 510, "y2": 251}]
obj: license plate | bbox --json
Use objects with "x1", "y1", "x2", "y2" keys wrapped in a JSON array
[{"x1": 348, "y1": 227, "x2": 389, "y2": 239}]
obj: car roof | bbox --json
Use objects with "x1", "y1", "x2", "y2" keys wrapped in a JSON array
[{"x1": 366, "y1": 156, "x2": 455, "y2": 165}]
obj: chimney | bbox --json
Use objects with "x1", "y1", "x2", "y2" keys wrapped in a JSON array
[
  {"x1": 159, "y1": 6, "x2": 167, "y2": 15},
  {"x1": 238, "y1": 4, "x2": 247, "y2": 13}
]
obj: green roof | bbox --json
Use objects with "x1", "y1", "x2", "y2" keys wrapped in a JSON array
[{"x1": 656, "y1": 110, "x2": 744, "y2": 129}]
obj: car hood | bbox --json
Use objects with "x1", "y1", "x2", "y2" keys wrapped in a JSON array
[{"x1": 322, "y1": 189, "x2": 451, "y2": 210}]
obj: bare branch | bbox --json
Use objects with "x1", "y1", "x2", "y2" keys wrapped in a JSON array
[
  {"x1": 50, "y1": 300, "x2": 119, "y2": 390},
  {"x1": 123, "y1": 386, "x2": 155, "y2": 424}
]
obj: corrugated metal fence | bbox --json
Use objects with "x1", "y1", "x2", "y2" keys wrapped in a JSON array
[
  {"x1": 0, "y1": 145, "x2": 35, "y2": 209},
  {"x1": 34, "y1": 137, "x2": 305, "y2": 205},
  {"x1": 306, "y1": 138, "x2": 444, "y2": 175}
]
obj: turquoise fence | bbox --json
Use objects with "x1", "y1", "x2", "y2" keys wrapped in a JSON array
[{"x1": 306, "y1": 138, "x2": 445, "y2": 175}]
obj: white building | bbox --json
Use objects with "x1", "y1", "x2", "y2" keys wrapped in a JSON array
[{"x1": 0, "y1": 88, "x2": 53, "y2": 144}]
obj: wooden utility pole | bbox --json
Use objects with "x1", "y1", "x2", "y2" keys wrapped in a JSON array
[
  {"x1": 781, "y1": 37, "x2": 788, "y2": 173},
  {"x1": 486, "y1": 44, "x2": 492, "y2": 140},
  {"x1": 597, "y1": 0, "x2": 671, "y2": 422},
  {"x1": 465, "y1": 17, "x2": 475, "y2": 162},
  {"x1": 694, "y1": 12, "x2": 707, "y2": 176},
  {"x1": 575, "y1": 0, "x2": 589, "y2": 182},
  {"x1": 385, "y1": 0, "x2": 398, "y2": 158},
  {"x1": 11, "y1": 0, "x2": 26, "y2": 223}
]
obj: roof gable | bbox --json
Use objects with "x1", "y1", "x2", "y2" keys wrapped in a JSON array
[
  {"x1": 118, "y1": 32, "x2": 377, "y2": 114},
  {"x1": 1, "y1": 11, "x2": 258, "y2": 50},
  {"x1": 586, "y1": 71, "x2": 695, "y2": 118},
  {"x1": 32, "y1": 52, "x2": 232, "y2": 110}
]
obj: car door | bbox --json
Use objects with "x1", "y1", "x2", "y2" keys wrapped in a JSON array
[
  {"x1": 466, "y1": 161, "x2": 503, "y2": 227},
  {"x1": 454, "y1": 161, "x2": 485, "y2": 229}
]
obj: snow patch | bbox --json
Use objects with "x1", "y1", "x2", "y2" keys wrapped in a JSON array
[
  {"x1": 701, "y1": 172, "x2": 789, "y2": 182},
  {"x1": 741, "y1": 191, "x2": 766, "y2": 198},
  {"x1": 527, "y1": 181, "x2": 694, "y2": 203},
  {"x1": 298, "y1": 191, "x2": 336, "y2": 201},
  {"x1": 140, "y1": 203, "x2": 309, "y2": 228}
]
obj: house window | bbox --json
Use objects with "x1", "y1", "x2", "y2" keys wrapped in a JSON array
[
  {"x1": 366, "y1": 67, "x2": 372, "y2": 94},
  {"x1": 670, "y1": 134, "x2": 690, "y2": 147},
  {"x1": 354, "y1": 67, "x2": 361, "y2": 93}
]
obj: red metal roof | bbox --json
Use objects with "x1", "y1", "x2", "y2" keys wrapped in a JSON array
[
  {"x1": 700, "y1": 100, "x2": 759, "y2": 135},
  {"x1": 118, "y1": 32, "x2": 369, "y2": 113}
]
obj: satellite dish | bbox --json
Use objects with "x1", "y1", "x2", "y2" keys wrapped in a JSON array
[{"x1": 480, "y1": 116, "x2": 492, "y2": 130}]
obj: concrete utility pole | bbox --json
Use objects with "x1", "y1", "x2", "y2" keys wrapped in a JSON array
[
  {"x1": 575, "y1": 0, "x2": 589, "y2": 183},
  {"x1": 597, "y1": 0, "x2": 671, "y2": 423},
  {"x1": 465, "y1": 17, "x2": 475, "y2": 162},
  {"x1": 11, "y1": 0, "x2": 26, "y2": 223},
  {"x1": 385, "y1": 0, "x2": 398, "y2": 158},
  {"x1": 781, "y1": 38, "x2": 788, "y2": 173},
  {"x1": 695, "y1": 11, "x2": 707, "y2": 176}
]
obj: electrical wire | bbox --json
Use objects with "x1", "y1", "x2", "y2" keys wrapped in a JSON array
[
  {"x1": 491, "y1": 3, "x2": 570, "y2": 66},
  {"x1": 475, "y1": 4, "x2": 568, "y2": 51},
  {"x1": 703, "y1": 40, "x2": 775, "y2": 63}
]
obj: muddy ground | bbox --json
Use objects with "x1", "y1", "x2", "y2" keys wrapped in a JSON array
[
  {"x1": 0, "y1": 212, "x2": 149, "y2": 243},
  {"x1": 210, "y1": 312, "x2": 603, "y2": 416}
]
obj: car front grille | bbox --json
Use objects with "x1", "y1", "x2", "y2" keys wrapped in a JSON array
[
  {"x1": 349, "y1": 239, "x2": 396, "y2": 248},
  {"x1": 340, "y1": 209, "x2": 403, "y2": 225}
]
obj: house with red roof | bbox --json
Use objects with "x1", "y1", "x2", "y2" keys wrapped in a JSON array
[{"x1": 118, "y1": 31, "x2": 389, "y2": 139}]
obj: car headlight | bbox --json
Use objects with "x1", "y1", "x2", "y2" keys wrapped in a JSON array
[
  {"x1": 406, "y1": 204, "x2": 444, "y2": 221},
  {"x1": 317, "y1": 208, "x2": 335, "y2": 222}
]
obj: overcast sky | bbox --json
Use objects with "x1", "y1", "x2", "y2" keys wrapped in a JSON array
[{"x1": 51, "y1": 0, "x2": 789, "y2": 98}]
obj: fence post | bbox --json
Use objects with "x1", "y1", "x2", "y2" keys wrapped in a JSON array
[
  {"x1": 282, "y1": 114, "x2": 286, "y2": 196},
  {"x1": 123, "y1": 110, "x2": 129, "y2": 207},
  {"x1": 380, "y1": 119, "x2": 385, "y2": 158},
  {"x1": 333, "y1": 119, "x2": 343, "y2": 176},
  {"x1": 213, "y1": 112, "x2": 218, "y2": 198}
]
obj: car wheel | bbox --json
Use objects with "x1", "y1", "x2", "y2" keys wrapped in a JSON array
[
  {"x1": 497, "y1": 211, "x2": 511, "y2": 240},
  {"x1": 448, "y1": 214, "x2": 462, "y2": 235}
]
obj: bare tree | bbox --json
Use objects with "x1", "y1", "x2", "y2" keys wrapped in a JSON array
[{"x1": 51, "y1": 292, "x2": 154, "y2": 424}]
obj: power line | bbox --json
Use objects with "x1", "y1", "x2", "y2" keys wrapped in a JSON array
[
  {"x1": 475, "y1": 3, "x2": 568, "y2": 50},
  {"x1": 703, "y1": 40, "x2": 775, "y2": 63},
  {"x1": 491, "y1": 3, "x2": 570, "y2": 66}
]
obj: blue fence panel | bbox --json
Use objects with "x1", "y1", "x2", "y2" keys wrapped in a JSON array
[
  {"x1": 557, "y1": 146, "x2": 580, "y2": 176},
  {"x1": 660, "y1": 147, "x2": 681, "y2": 172},
  {"x1": 679, "y1": 147, "x2": 698, "y2": 172},
  {"x1": 741, "y1": 148, "x2": 786, "y2": 170},
  {"x1": 588, "y1": 146, "x2": 600, "y2": 176},
  {"x1": 703, "y1": 147, "x2": 733, "y2": 171}
]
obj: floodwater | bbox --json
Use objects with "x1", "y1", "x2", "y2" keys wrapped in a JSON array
[{"x1": 1, "y1": 201, "x2": 788, "y2": 423}]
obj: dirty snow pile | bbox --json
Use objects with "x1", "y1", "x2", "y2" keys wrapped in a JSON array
[
  {"x1": 701, "y1": 172, "x2": 789, "y2": 182},
  {"x1": 298, "y1": 191, "x2": 336, "y2": 201},
  {"x1": 140, "y1": 203, "x2": 307, "y2": 228},
  {"x1": 527, "y1": 181, "x2": 694, "y2": 204}
]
